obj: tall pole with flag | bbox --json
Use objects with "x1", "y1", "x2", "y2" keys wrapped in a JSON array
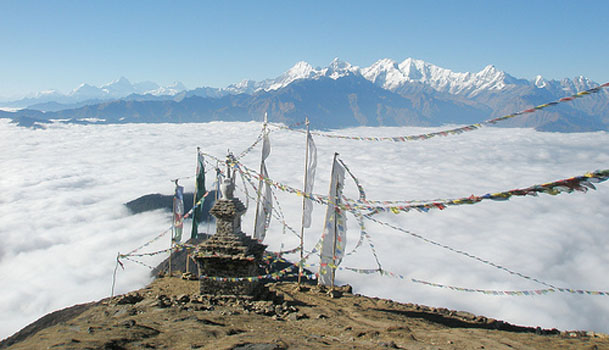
[
  {"x1": 319, "y1": 152, "x2": 346, "y2": 289},
  {"x1": 191, "y1": 147, "x2": 206, "y2": 240},
  {"x1": 170, "y1": 180, "x2": 184, "y2": 276},
  {"x1": 253, "y1": 113, "x2": 272, "y2": 242},
  {"x1": 298, "y1": 117, "x2": 317, "y2": 287}
]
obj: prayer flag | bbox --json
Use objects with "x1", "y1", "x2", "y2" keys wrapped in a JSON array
[
  {"x1": 172, "y1": 183, "x2": 184, "y2": 242},
  {"x1": 303, "y1": 132, "x2": 317, "y2": 228},
  {"x1": 254, "y1": 164, "x2": 273, "y2": 241},
  {"x1": 319, "y1": 154, "x2": 346, "y2": 287},
  {"x1": 191, "y1": 151, "x2": 206, "y2": 239},
  {"x1": 254, "y1": 132, "x2": 272, "y2": 241}
]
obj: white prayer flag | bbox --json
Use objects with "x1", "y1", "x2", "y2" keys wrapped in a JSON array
[
  {"x1": 172, "y1": 184, "x2": 184, "y2": 243},
  {"x1": 254, "y1": 132, "x2": 272, "y2": 241},
  {"x1": 303, "y1": 132, "x2": 317, "y2": 228},
  {"x1": 319, "y1": 154, "x2": 347, "y2": 287}
]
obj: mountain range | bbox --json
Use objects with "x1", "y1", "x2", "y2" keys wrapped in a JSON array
[{"x1": 1, "y1": 58, "x2": 608, "y2": 132}]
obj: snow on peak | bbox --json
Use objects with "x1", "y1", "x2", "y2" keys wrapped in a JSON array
[
  {"x1": 479, "y1": 64, "x2": 498, "y2": 76},
  {"x1": 363, "y1": 57, "x2": 456, "y2": 92},
  {"x1": 145, "y1": 81, "x2": 187, "y2": 96},
  {"x1": 102, "y1": 76, "x2": 131, "y2": 89},
  {"x1": 361, "y1": 58, "x2": 403, "y2": 89},
  {"x1": 62, "y1": 78, "x2": 184, "y2": 99},
  {"x1": 266, "y1": 61, "x2": 316, "y2": 91},
  {"x1": 360, "y1": 58, "x2": 521, "y2": 96},
  {"x1": 234, "y1": 79, "x2": 255, "y2": 89},
  {"x1": 264, "y1": 58, "x2": 358, "y2": 91},
  {"x1": 286, "y1": 61, "x2": 316, "y2": 79},
  {"x1": 71, "y1": 83, "x2": 101, "y2": 97},
  {"x1": 328, "y1": 57, "x2": 348, "y2": 69},
  {"x1": 535, "y1": 75, "x2": 547, "y2": 88},
  {"x1": 37, "y1": 89, "x2": 60, "y2": 96},
  {"x1": 324, "y1": 58, "x2": 359, "y2": 79},
  {"x1": 250, "y1": 57, "x2": 518, "y2": 96},
  {"x1": 471, "y1": 65, "x2": 510, "y2": 91}
]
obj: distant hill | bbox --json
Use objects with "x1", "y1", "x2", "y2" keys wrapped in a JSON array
[{"x1": 124, "y1": 191, "x2": 217, "y2": 223}]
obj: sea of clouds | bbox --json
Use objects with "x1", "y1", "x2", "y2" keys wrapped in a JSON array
[{"x1": 1, "y1": 119, "x2": 609, "y2": 339}]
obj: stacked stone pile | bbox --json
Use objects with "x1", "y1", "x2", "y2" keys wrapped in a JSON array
[{"x1": 194, "y1": 175, "x2": 267, "y2": 298}]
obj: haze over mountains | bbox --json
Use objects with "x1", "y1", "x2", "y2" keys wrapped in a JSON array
[{"x1": 2, "y1": 58, "x2": 608, "y2": 132}]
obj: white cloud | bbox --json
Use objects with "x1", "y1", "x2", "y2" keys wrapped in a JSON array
[{"x1": 1, "y1": 119, "x2": 608, "y2": 339}]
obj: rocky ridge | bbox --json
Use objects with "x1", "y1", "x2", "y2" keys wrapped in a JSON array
[{"x1": 2, "y1": 277, "x2": 608, "y2": 350}]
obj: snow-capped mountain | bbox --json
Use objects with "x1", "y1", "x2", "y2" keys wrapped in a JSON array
[
  {"x1": 361, "y1": 58, "x2": 528, "y2": 96},
  {"x1": 2, "y1": 78, "x2": 188, "y2": 110},
  {"x1": 224, "y1": 58, "x2": 360, "y2": 94},
  {"x1": 2, "y1": 57, "x2": 607, "y2": 132},
  {"x1": 220, "y1": 57, "x2": 602, "y2": 100},
  {"x1": 145, "y1": 81, "x2": 188, "y2": 96},
  {"x1": 71, "y1": 77, "x2": 186, "y2": 98}
]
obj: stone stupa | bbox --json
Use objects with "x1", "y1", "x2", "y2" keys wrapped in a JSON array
[{"x1": 193, "y1": 166, "x2": 267, "y2": 298}]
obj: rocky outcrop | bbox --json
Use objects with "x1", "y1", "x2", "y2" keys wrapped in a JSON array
[{"x1": 3, "y1": 278, "x2": 608, "y2": 350}]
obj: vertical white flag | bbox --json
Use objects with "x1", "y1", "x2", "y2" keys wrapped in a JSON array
[
  {"x1": 261, "y1": 131, "x2": 271, "y2": 161},
  {"x1": 172, "y1": 183, "x2": 184, "y2": 243},
  {"x1": 319, "y1": 154, "x2": 346, "y2": 287},
  {"x1": 254, "y1": 132, "x2": 272, "y2": 241},
  {"x1": 302, "y1": 132, "x2": 317, "y2": 228},
  {"x1": 254, "y1": 165, "x2": 273, "y2": 241}
]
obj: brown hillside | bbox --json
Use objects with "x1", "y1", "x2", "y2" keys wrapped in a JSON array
[{"x1": 2, "y1": 277, "x2": 608, "y2": 350}]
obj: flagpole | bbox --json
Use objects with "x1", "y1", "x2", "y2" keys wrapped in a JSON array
[
  {"x1": 191, "y1": 147, "x2": 201, "y2": 239},
  {"x1": 330, "y1": 153, "x2": 339, "y2": 290},
  {"x1": 216, "y1": 161, "x2": 221, "y2": 201},
  {"x1": 298, "y1": 117, "x2": 310, "y2": 288},
  {"x1": 319, "y1": 152, "x2": 339, "y2": 288},
  {"x1": 169, "y1": 229, "x2": 173, "y2": 277},
  {"x1": 169, "y1": 181, "x2": 175, "y2": 277},
  {"x1": 253, "y1": 112, "x2": 268, "y2": 239}
]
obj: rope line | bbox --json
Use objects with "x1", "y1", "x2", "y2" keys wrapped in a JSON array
[
  {"x1": 236, "y1": 167, "x2": 300, "y2": 239},
  {"x1": 116, "y1": 229, "x2": 609, "y2": 297},
  {"x1": 236, "y1": 126, "x2": 267, "y2": 160},
  {"x1": 339, "y1": 267, "x2": 609, "y2": 296},
  {"x1": 363, "y1": 214, "x2": 558, "y2": 289}
]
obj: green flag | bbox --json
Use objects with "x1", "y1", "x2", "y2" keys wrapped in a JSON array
[{"x1": 191, "y1": 150, "x2": 206, "y2": 239}]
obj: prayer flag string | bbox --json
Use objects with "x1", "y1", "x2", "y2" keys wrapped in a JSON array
[
  {"x1": 222, "y1": 156, "x2": 609, "y2": 217},
  {"x1": 363, "y1": 214, "x2": 558, "y2": 288},
  {"x1": 344, "y1": 169, "x2": 609, "y2": 214},
  {"x1": 340, "y1": 267, "x2": 609, "y2": 297}
]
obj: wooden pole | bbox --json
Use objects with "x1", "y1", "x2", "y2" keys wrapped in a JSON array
[
  {"x1": 253, "y1": 112, "x2": 268, "y2": 240},
  {"x1": 331, "y1": 156, "x2": 339, "y2": 290},
  {"x1": 325, "y1": 152, "x2": 339, "y2": 290},
  {"x1": 168, "y1": 230, "x2": 173, "y2": 277},
  {"x1": 191, "y1": 147, "x2": 201, "y2": 240},
  {"x1": 298, "y1": 117, "x2": 310, "y2": 288}
]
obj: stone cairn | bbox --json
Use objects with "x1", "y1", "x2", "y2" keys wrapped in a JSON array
[{"x1": 194, "y1": 167, "x2": 267, "y2": 298}]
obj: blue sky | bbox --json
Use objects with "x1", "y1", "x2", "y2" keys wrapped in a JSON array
[{"x1": 1, "y1": 0, "x2": 608, "y2": 99}]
